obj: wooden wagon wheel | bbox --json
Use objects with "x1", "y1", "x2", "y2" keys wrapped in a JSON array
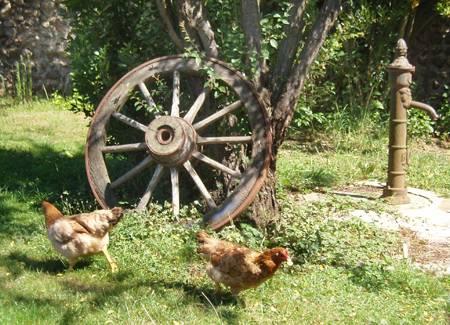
[{"x1": 85, "y1": 55, "x2": 271, "y2": 229}]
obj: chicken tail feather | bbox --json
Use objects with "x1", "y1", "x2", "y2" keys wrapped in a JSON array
[
  {"x1": 196, "y1": 231, "x2": 210, "y2": 244},
  {"x1": 196, "y1": 231, "x2": 221, "y2": 257},
  {"x1": 42, "y1": 201, "x2": 64, "y2": 227},
  {"x1": 109, "y1": 207, "x2": 124, "y2": 226}
]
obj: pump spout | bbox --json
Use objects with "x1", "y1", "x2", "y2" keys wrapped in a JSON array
[{"x1": 409, "y1": 100, "x2": 439, "y2": 120}]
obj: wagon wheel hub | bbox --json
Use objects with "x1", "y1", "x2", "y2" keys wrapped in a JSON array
[
  {"x1": 86, "y1": 56, "x2": 271, "y2": 229},
  {"x1": 145, "y1": 116, "x2": 197, "y2": 167}
]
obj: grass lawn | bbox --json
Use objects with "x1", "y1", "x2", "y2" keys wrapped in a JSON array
[{"x1": 0, "y1": 99, "x2": 448, "y2": 324}]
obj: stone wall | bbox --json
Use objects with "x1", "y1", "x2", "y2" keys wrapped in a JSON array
[{"x1": 0, "y1": 0, "x2": 70, "y2": 96}]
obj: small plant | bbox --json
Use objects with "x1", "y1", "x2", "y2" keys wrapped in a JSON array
[
  {"x1": 435, "y1": 84, "x2": 450, "y2": 139},
  {"x1": 14, "y1": 54, "x2": 33, "y2": 103},
  {"x1": 0, "y1": 74, "x2": 5, "y2": 96},
  {"x1": 268, "y1": 196, "x2": 399, "y2": 267},
  {"x1": 436, "y1": 0, "x2": 450, "y2": 17}
]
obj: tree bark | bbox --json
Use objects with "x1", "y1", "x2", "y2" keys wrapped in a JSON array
[
  {"x1": 155, "y1": 0, "x2": 185, "y2": 52},
  {"x1": 272, "y1": 0, "x2": 341, "y2": 156},
  {"x1": 270, "y1": 0, "x2": 307, "y2": 103},
  {"x1": 177, "y1": 0, "x2": 219, "y2": 58},
  {"x1": 240, "y1": 0, "x2": 267, "y2": 89},
  {"x1": 249, "y1": 0, "x2": 341, "y2": 227}
]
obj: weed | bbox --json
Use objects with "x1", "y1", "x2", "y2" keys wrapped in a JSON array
[{"x1": 14, "y1": 54, "x2": 33, "y2": 103}]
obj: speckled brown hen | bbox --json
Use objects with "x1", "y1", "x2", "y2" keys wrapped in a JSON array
[
  {"x1": 197, "y1": 231, "x2": 292, "y2": 295},
  {"x1": 42, "y1": 201, "x2": 123, "y2": 272}
]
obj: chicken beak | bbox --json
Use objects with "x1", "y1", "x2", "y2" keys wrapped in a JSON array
[{"x1": 286, "y1": 256, "x2": 293, "y2": 266}]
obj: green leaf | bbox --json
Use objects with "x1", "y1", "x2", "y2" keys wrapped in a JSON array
[{"x1": 269, "y1": 39, "x2": 278, "y2": 49}]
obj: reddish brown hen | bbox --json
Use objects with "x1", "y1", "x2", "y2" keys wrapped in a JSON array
[
  {"x1": 197, "y1": 231, "x2": 292, "y2": 295},
  {"x1": 42, "y1": 201, "x2": 123, "y2": 272}
]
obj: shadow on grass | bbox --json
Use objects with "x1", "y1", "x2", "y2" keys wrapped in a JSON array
[
  {"x1": 0, "y1": 143, "x2": 91, "y2": 237},
  {"x1": 0, "y1": 191, "x2": 41, "y2": 237},
  {"x1": 0, "y1": 259, "x2": 241, "y2": 323},
  {"x1": 62, "y1": 274, "x2": 238, "y2": 305},
  {"x1": 0, "y1": 144, "x2": 88, "y2": 198},
  {"x1": 0, "y1": 251, "x2": 67, "y2": 275},
  {"x1": 60, "y1": 274, "x2": 240, "y2": 322}
]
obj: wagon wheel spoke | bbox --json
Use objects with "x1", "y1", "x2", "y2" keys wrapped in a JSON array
[
  {"x1": 183, "y1": 160, "x2": 216, "y2": 209},
  {"x1": 197, "y1": 136, "x2": 252, "y2": 145},
  {"x1": 183, "y1": 89, "x2": 209, "y2": 123},
  {"x1": 102, "y1": 142, "x2": 147, "y2": 153},
  {"x1": 171, "y1": 70, "x2": 180, "y2": 117},
  {"x1": 193, "y1": 100, "x2": 241, "y2": 131},
  {"x1": 137, "y1": 164, "x2": 164, "y2": 210},
  {"x1": 86, "y1": 56, "x2": 270, "y2": 230},
  {"x1": 138, "y1": 82, "x2": 157, "y2": 110},
  {"x1": 110, "y1": 155, "x2": 153, "y2": 189},
  {"x1": 112, "y1": 112, "x2": 148, "y2": 132},
  {"x1": 192, "y1": 151, "x2": 241, "y2": 178},
  {"x1": 170, "y1": 167, "x2": 180, "y2": 216}
]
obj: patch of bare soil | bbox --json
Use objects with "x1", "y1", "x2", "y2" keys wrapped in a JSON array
[
  {"x1": 295, "y1": 182, "x2": 450, "y2": 275},
  {"x1": 333, "y1": 184, "x2": 383, "y2": 199}
]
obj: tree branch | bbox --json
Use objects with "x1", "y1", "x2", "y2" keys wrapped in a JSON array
[
  {"x1": 240, "y1": 0, "x2": 267, "y2": 89},
  {"x1": 156, "y1": 0, "x2": 185, "y2": 51},
  {"x1": 272, "y1": 0, "x2": 341, "y2": 152},
  {"x1": 270, "y1": 0, "x2": 308, "y2": 103},
  {"x1": 178, "y1": 0, "x2": 219, "y2": 58}
]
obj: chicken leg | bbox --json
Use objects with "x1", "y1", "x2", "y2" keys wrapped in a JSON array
[
  {"x1": 68, "y1": 258, "x2": 77, "y2": 271},
  {"x1": 102, "y1": 247, "x2": 118, "y2": 273}
]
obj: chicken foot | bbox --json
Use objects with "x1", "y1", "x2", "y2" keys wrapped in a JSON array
[
  {"x1": 102, "y1": 247, "x2": 118, "y2": 273},
  {"x1": 68, "y1": 258, "x2": 78, "y2": 271}
]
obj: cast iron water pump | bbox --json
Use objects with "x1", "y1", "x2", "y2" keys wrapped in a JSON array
[{"x1": 383, "y1": 39, "x2": 439, "y2": 204}]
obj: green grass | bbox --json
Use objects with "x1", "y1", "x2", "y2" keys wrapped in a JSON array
[
  {"x1": 0, "y1": 99, "x2": 448, "y2": 324},
  {"x1": 279, "y1": 129, "x2": 450, "y2": 197}
]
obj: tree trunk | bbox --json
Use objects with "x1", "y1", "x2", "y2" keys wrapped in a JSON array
[
  {"x1": 250, "y1": 0, "x2": 341, "y2": 228},
  {"x1": 159, "y1": 0, "x2": 342, "y2": 229},
  {"x1": 248, "y1": 161, "x2": 280, "y2": 228}
]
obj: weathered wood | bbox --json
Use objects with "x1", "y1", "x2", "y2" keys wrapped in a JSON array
[
  {"x1": 102, "y1": 142, "x2": 147, "y2": 153},
  {"x1": 112, "y1": 112, "x2": 148, "y2": 132},
  {"x1": 171, "y1": 70, "x2": 180, "y2": 117},
  {"x1": 183, "y1": 160, "x2": 216, "y2": 208},
  {"x1": 111, "y1": 155, "x2": 153, "y2": 189},
  {"x1": 137, "y1": 164, "x2": 164, "y2": 210},
  {"x1": 170, "y1": 167, "x2": 180, "y2": 216},
  {"x1": 184, "y1": 89, "x2": 208, "y2": 123},
  {"x1": 193, "y1": 100, "x2": 241, "y2": 131},
  {"x1": 138, "y1": 82, "x2": 157, "y2": 110},
  {"x1": 192, "y1": 151, "x2": 241, "y2": 178},
  {"x1": 197, "y1": 136, "x2": 252, "y2": 145},
  {"x1": 86, "y1": 56, "x2": 270, "y2": 229}
]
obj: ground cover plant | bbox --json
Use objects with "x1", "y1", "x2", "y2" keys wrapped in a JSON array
[{"x1": 0, "y1": 99, "x2": 448, "y2": 323}]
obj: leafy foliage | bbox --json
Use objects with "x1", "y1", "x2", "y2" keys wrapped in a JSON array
[
  {"x1": 268, "y1": 197, "x2": 398, "y2": 266},
  {"x1": 435, "y1": 84, "x2": 450, "y2": 138},
  {"x1": 291, "y1": 1, "x2": 450, "y2": 138},
  {"x1": 292, "y1": 1, "x2": 410, "y2": 133},
  {"x1": 65, "y1": 0, "x2": 449, "y2": 141},
  {"x1": 66, "y1": 0, "x2": 175, "y2": 115},
  {"x1": 436, "y1": 0, "x2": 450, "y2": 17}
]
